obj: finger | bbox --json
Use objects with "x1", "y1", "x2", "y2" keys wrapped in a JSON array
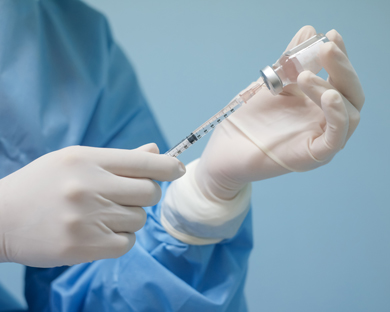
[
  {"x1": 285, "y1": 25, "x2": 317, "y2": 52},
  {"x1": 100, "y1": 175, "x2": 162, "y2": 207},
  {"x1": 310, "y1": 90, "x2": 349, "y2": 161},
  {"x1": 135, "y1": 143, "x2": 160, "y2": 154},
  {"x1": 319, "y1": 41, "x2": 365, "y2": 111},
  {"x1": 101, "y1": 206, "x2": 147, "y2": 233},
  {"x1": 298, "y1": 71, "x2": 361, "y2": 142},
  {"x1": 84, "y1": 147, "x2": 186, "y2": 181},
  {"x1": 81, "y1": 231, "x2": 136, "y2": 261},
  {"x1": 297, "y1": 71, "x2": 330, "y2": 106},
  {"x1": 279, "y1": 26, "x2": 317, "y2": 96},
  {"x1": 326, "y1": 29, "x2": 348, "y2": 57},
  {"x1": 109, "y1": 232, "x2": 136, "y2": 258}
]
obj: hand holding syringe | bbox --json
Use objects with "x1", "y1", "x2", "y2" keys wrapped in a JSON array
[{"x1": 165, "y1": 33, "x2": 329, "y2": 157}]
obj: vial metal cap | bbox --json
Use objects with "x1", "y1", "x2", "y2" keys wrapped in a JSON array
[{"x1": 260, "y1": 66, "x2": 283, "y2": 95}]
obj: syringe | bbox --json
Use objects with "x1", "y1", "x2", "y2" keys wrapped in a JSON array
[
  {"x1": 165, "y1": 81, "x2": 264, "y2": 157},
  {"x1": 165, "y1": 33, "x2": 329, "y2": 158}
]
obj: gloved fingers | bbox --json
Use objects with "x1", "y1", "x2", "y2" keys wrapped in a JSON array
[
  {"x1": 107, "y1": 150, "x2": 186, "y2": 181},
  {"x1": 101, "y1": 206, "x2": 146, "y2": 233},
  {"x1": 134, "y1": 142, "x2": 160, "y2": 153},
  {"x1": 326, "y1": 29, "x2": 348, "y2": 57},
  {"x1": 79, "y1": 146, "x2": 185, "y2": 181},
  {"x1": 343, "y1": 103, "x2": 361, "y2": 143},
  {"x1": 319, "y1": 41, "x2": 365, "y2": 112},
  {"x1": 279, "y1": 26, "x2": 318, "y2": 97},
  {"x1": 325, "y1": 30, "x2": 362, "y2": 136},
  {"x1": 297, "y1": 70, "x2": 330, "y2": 107},
  {"x1": 109, "y1": 232, "x2": 136, "y2": 258},
  {"x1": 100, "y1": 175, "x2": 162, "y2": 207},
  {"x1": 284, "y1": 25, "x2": 317, "y2": 52},
  {"x1": 66, "y1": 232, "x2": 136, "y2": 263},
  {"x1": 60, "y1": 221, "x2": 137, "y2": 263},
  {"x1": 298, "y1": 71, "x2": 361, "y2": 142},
  {"x1": 310, "y1": 90, "x2": 349, "y2": 161}
]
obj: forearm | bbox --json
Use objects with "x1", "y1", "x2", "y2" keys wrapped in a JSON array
[{"x1": 161, "y1": 160, "x2": 252, "y2": 244}]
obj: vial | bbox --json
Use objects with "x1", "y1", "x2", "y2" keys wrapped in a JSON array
[{"x1": 260, "y1": 33, "x2": 329, "y2": 95}]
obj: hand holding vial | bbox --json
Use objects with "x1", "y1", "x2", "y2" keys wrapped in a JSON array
[{"x1": 195, "y1": 26, "x2": 365, "y2": 200}]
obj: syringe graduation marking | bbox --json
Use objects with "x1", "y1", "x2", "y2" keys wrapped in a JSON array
[{"x1": 165, "y1": 81, "x2": 264, "y2": 158}]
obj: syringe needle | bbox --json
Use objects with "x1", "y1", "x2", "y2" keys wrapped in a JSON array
[{"x1": 165, "y1": 81, "x2": 264, "y2": 158}]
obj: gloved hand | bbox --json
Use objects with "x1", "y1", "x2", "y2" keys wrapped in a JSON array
[
  {"x1": 161, "y1": 26, "x2": 364, "y2": 244},
  {"x1": 196, "y1": 26, "x2": 365, "y2": 201},
  {"x1": 0, "y1": 143, "x2": 185, "y2": 267}
]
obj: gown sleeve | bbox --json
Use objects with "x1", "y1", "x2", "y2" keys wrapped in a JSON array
[{"x1": 0, "y1": 282, "x2": 24, "y2": 311}]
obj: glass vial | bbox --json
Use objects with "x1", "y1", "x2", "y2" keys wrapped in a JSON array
[{"x1": 260, "y1": 33, "x2": 329, "y2": 95}]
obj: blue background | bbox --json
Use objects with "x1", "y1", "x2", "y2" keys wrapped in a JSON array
[{"x1": 0, "y1": 0, "x2": 389, "y2": 311}]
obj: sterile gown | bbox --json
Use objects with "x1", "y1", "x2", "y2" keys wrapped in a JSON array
[{"x1": 0, "y1": 1, "x2": 253, "y2": 311}]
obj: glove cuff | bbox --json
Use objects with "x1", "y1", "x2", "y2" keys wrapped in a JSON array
[{"x1": 161, "y1": 159, "x2": 251, "y2": 245}]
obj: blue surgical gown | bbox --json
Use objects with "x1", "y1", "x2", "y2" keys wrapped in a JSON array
[{"x1": 0, "y1": 1, "x2": 253, "y2": 311}]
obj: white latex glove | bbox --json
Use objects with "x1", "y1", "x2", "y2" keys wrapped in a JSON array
[
  {"x1": 161, "y1": 26, "x2": 364, "y2": 244},
  {"x1": 196, "y1": 26, "x2": 365, "y2": 200},
  {"x1": 0, "y1": 143, "x2": 185, "y2": 267}
]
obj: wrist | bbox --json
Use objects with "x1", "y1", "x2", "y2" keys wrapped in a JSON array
[
  {"x1": 194, "y1": 158, "x2": 247, "y2": 201},
  {"x1": 161, "y1": 159, "x2": 252, "y2": 244}
]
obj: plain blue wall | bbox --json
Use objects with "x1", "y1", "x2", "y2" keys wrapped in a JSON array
[{"x1": 0, "y1": 0, "x2": 389, "y2": 311}]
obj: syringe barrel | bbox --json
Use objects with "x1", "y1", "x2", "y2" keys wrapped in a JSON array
[{"x1": 260, "y1": 33, "x2": 329, "y2": 95}]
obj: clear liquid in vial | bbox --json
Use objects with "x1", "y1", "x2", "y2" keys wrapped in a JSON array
[
  {"x1": 273, "y1": 55, "x2": 305, "y2": 86},
  {"x1": 266, "y1": 33, "x2": 328, "y2": 90}
]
